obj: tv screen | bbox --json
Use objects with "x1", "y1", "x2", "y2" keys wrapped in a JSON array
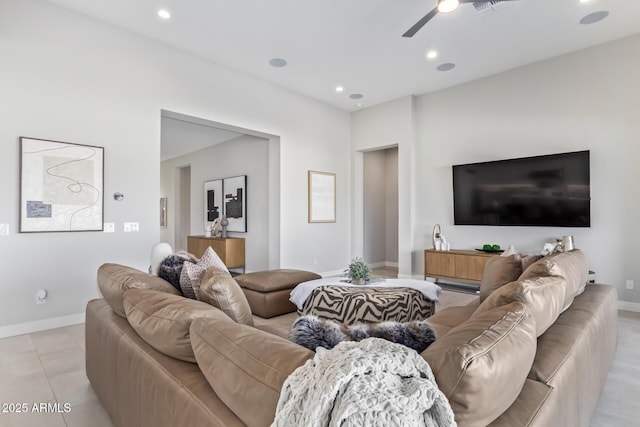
[{"x1": 452, "y1": 151, "x2": 590, "y2": 227}]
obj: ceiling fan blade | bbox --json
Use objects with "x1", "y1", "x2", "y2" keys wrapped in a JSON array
[{"x1": 402, "y1": 6, "x2": 439, "y2": 38}]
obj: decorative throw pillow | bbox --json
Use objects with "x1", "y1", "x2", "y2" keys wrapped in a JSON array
[
  {"x1": 289, "y1": 315, "x2": 436, "y2": 353},
  {"x1": 198, "y1": 268, "x2": 254, "y2": 326},
  {"x1": 179, "y1": 246, "x2": 229, "y2": 299},
  {"x1": 521, "y1": 254, "x2": 543, "y2": 272},
  {"x1": 158, "y1": 251, "x2": 198, "y2": 292},
  {"x1": 123, "y1": 288, "x2": 229, "y2": 363},
  {"x1": 479, "y1": 254, "x2": 522, "y2": 302}
]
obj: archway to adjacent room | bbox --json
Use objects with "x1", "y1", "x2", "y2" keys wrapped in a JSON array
[
  {"x1": 363, "y1": 145, "x2": 399, "y2": 277},
  {"x1": 160, "y1": 110, "x2": 281, "y2": 271}
]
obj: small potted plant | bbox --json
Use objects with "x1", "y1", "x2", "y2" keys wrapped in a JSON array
[{"x1": 345, "y1": 257, "x2": 371, "y2": 285}]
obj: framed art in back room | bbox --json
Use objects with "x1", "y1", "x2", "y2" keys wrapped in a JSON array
[
  {"x1": 223, "y1": 175, "x2": 247, "y2": 232},
  {"x1": 19, "y1": 137, "x2": 104, "y2": 232}
]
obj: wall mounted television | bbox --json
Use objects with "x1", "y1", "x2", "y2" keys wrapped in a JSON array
[{"x1": 452, "y1": 150, "x2": 590, "y2": 227}]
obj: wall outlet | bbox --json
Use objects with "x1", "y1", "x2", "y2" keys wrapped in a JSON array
[
  {"x1": 626, "y1": 280, "x2": 634, "y2": 290},
  {"x1": 124, "y1": 222, "x2": 139, "y2": 232},
  {"x1": 0, "y1": 224, "x2": 9, "y2": 236},
  {"x1": 104, "y1": 223, "x2": 115, "y2": 233}
]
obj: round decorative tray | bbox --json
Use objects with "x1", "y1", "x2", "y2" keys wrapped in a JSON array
[{"x1": 475, "y1": 248, "x2": 504, "y2": 254}]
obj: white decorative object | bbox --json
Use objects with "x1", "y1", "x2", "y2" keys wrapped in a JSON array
[
  {"x1": 150, "y1": 242, "x2": 173, "y2": 275},
  {"x1": 432, "y1": 224, "x2": 442, "y2": 249}
]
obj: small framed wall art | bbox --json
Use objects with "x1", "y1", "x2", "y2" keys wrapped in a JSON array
[
  {"x1": 160, "y1": 197, "x2": 167, "y2": 227},
  {"x1": 223, "y1": 175, "x2": 247, "y2": 232},
  {"x1": 19, "y1": 137, "x2": 104, "y2": 232},
  {"x1": 308, "y1": 170, "x2": 336, "y2": 223}
]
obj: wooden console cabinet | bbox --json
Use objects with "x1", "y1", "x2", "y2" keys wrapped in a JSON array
[
  {"x1": 424, "y1": 249, "x2": 495, "y2": 284},
  {"x1": 187, "y1": 236, "x2": 245, "y2": 270}
]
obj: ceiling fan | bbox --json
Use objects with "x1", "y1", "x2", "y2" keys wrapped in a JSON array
[{"x1": 403, "y1": 0, "x2": 519, "y2": 37}]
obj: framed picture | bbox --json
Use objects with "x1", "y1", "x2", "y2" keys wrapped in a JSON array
[
  {"x1": 308, "y1": 170, "x2": 336, "y2": 223},
  {"x1": 160, "y1": 197, "x2": 167, "y2": 227},
  {"x1": 223, "y1": 175, "x2": 247, "y2": 232},
  {"x1": 19, "y1": 137, "x2": 104, "y2": 232},
  {"x1": 203, "y1": 179, "x2": 223, "y2": 231}
]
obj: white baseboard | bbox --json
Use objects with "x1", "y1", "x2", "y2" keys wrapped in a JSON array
[
  {"x1": 0, "y1": 313, "x2": 85, "y2": 339},
  {"x1": 618, "y1": 301, "x2": 640, "y2": 313},
  {"x1": 369, "y1": 262, "x2": 399, "y2": 269}
]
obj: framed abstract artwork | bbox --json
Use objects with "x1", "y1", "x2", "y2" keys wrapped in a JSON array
[
  {"x1": 308, "y1": 170, "x2": 336, "y2": 223},
  {"x1": 19, "y1": 137, "x2": 104, "y2": 232},
  {"x1": 203, "y1": 179, "x2": 223, "y2": 232},
  {"x1": 223, "y1": 175, "x2": 247, "y2": 232}
]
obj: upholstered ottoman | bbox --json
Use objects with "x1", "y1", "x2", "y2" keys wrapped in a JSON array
[
  {"x1": 234, "y1": 269, "x2": 322, "y2": 318},
  {"x1": 300, "y1": 285, "x2": 436, "y2": 324}
]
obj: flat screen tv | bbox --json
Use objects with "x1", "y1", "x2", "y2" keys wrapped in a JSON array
[{"x1": 452, "y1": 151, "x2": 590, "y2": 227}]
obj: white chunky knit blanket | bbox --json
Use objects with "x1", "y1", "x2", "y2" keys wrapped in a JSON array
[{"x1": 271, "y1": 338, "x2": 456, "y2": 427}]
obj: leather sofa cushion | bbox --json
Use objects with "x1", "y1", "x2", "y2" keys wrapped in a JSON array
[
  {"x1": 427, "y1": 301, "x2": 479, "y2": 329},
  {"x1": 234, "y1": 269, "x2": 322, "y2": 292},
  {"x1": 190, "y1": 317, "x2": 314, "y2": 427},
  {"x1": 519, "y1": 249, "x2": 588, "y2": 309},
  {"x1": 479, "y1": 254, "x2": 523, "y2": 302},
  {"x1": 473, "y1": 275, "x2": 567, "y2": 337},
  {"x1": 123, "y1": 288, "x2": 231, "y2": 363},
  {"x1": 199, "y1": 268, "x2": 254, "y2": 326},
  {"x1": 98, "y1": 263, "x2": 180, "y2": 318},
  {"x1": 422, "y1": 301, "x2": 537, "y2": 427}
]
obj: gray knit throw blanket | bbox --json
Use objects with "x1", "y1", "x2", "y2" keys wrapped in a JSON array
[{"x1": 271, "y1": 337, "x2": 456, "y2": 427}]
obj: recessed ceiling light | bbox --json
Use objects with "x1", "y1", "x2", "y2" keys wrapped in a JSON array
[
  {"x1": 426, "y1": 50, "x2": 438, "y2": 59},
  {"x1": 269, "y1": 58, "x2": 287, "y2": 67},
  {"x1": 355, "y1": 103, "x2": 363, "y2": 108},
  {"x1": 579, "y1": 0, "x2": 591, "y2": 3},
  {"x1": 157, "y1": 9, "x2": 171, "y2": 19},
  {"x1": 349, "y1": 93, "x2": 363, "y2": 100},
  {"x1": 580, "y1": 11, "x2": 609, "y2": 25},
  {"x1": 437, "y1": 63, "x2": 456, "y2": 72},
  {"x1": 336, "y1": 86, "x2": 344, "y2": 93}
]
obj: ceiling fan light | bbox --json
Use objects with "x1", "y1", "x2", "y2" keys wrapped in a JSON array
[{"x1": 438, "y1": 0, "x2": 460, "y2": 13}]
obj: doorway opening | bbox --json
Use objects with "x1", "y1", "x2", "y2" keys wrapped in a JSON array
[{"x1": 363, "y1": 146, "x2": 398, "y2": 277}]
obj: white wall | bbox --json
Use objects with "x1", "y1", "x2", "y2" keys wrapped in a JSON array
[
  {"x1": 363, "y1": 148, "x2": 398, "y2": 265},
  {"x1": 0, "y1": 0, "x2": 350, "y2": 336},
  {"x1": 161, "y1": 135, "x2": 271, "y2": 271},
  {"x1": 353, "y1": 34, "x2": 640, "y2": 305}
]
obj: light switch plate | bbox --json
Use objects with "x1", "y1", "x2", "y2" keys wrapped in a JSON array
[
  {"x1": 104, "y1": 223, "x2": 115, "y2": 233},
  {"x1": 124, "y1": 222, "x2": 139, "y2": 232},
  {"x1": 0, "y1": 224, "x2": 9, "y2": 236}
]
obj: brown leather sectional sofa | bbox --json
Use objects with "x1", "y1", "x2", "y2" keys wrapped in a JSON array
[{"x1": 86, "y1": 249, "x2": 617, "y2": 426}]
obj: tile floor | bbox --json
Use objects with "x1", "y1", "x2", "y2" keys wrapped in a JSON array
[
  {"x1": 1, "y1": 291, "x2": 638, "y2": 426},
  {"x1": 0, "y1": 324, "x2": 112, "y2": 427}
]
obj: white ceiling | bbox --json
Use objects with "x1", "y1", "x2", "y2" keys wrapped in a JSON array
[
  {"x1": 44, "y1": 0, "x2": 640, "y2": 112},
  {"x1": 160, "y1": 117, "x2": 244, "y2": 161}
]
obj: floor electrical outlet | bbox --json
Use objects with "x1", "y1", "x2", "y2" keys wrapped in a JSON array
[{"x1": 626, "y1": 280, "x2": 635, "y2": 290}]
